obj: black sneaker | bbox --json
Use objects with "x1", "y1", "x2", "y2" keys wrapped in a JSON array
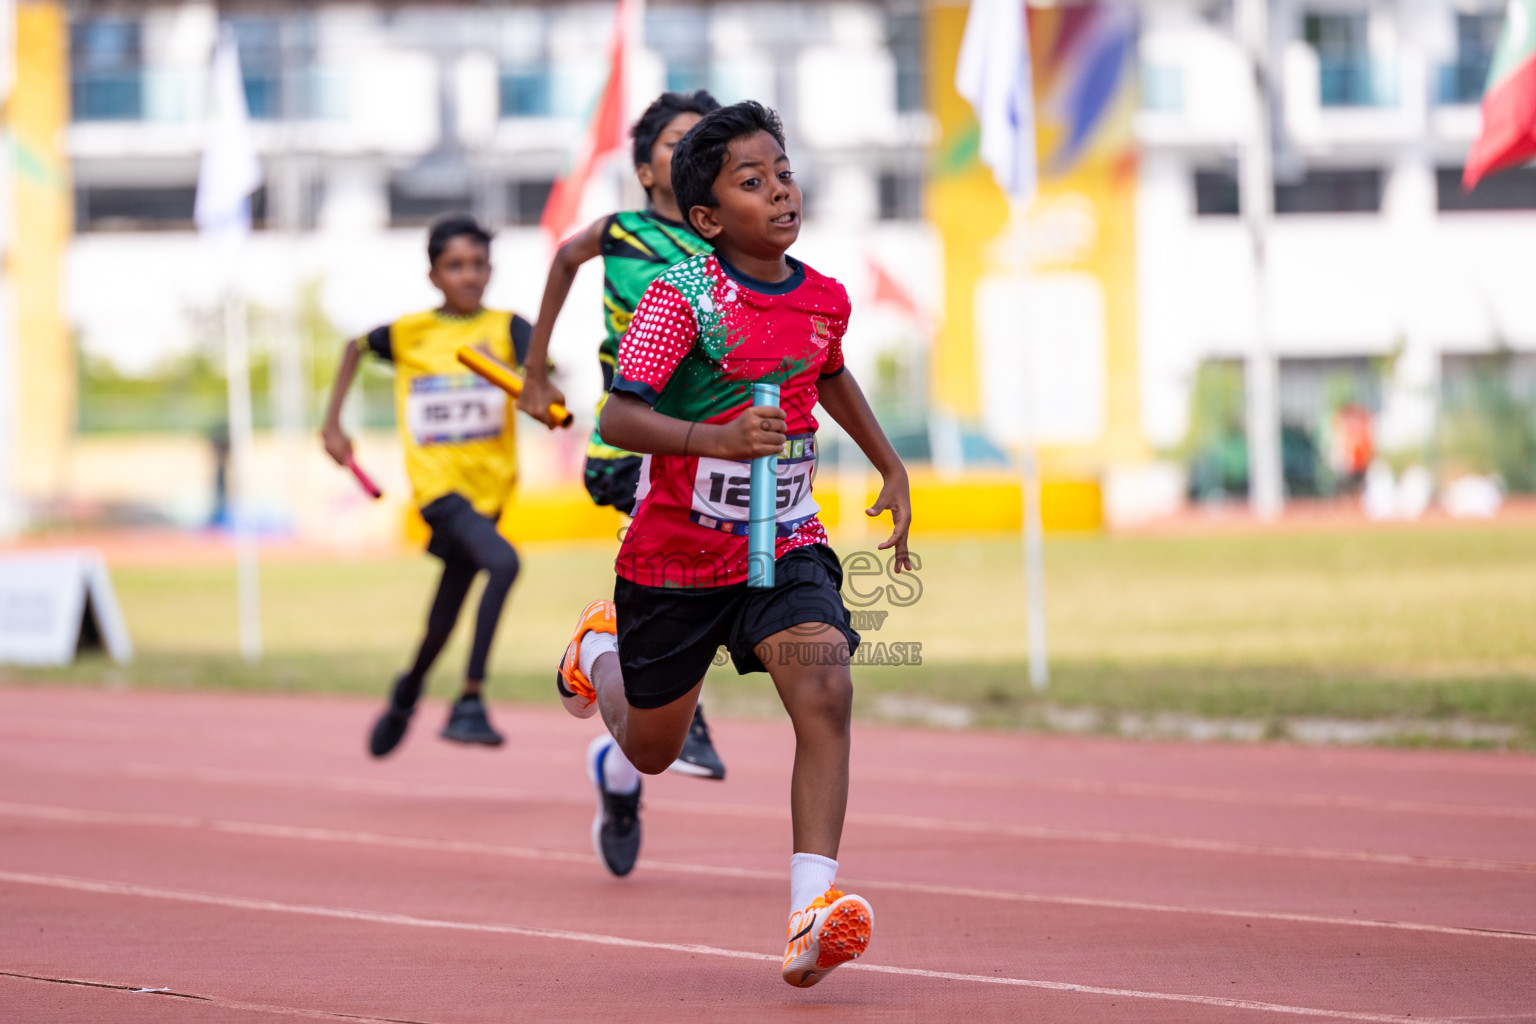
[
  {"x1": 440, "y1": 696, "x2": 505, "y2": 747},
  {"x1": 368, "y1": 706, "x2": 412, "y2": 758},
  {"x1": 587, "y1": 736, "x2": 641, "y2": 877},
  {"x1": 667, "y1": 703, "x2": 726, "y2": 780}
]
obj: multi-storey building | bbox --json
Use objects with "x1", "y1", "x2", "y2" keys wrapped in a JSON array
[
  {"x1": 1137, "y1": 0, "x2": 1535, "y2": 500},
  {"x1": 18, "y1": 0, "x2": 1536, "y2": 531},
  {"x1": 55, "y1": 0, "x2": 936, "y2": 530}
]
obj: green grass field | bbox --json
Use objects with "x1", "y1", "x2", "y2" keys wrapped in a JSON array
[{"x1": 12, "y1": 524, "x2": 1536, "y2": 746}]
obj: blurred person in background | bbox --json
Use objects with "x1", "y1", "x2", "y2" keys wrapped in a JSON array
[{"x1": 321, "y1": 215, "x2": 532, "y2": 758}]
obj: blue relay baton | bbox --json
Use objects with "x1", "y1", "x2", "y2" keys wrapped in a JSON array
[{"x1": 747, "y1": 381, "x2": 781, "y2": 588}]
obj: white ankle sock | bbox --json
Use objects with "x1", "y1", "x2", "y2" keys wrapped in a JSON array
[
  {"x1": 790, "y1": 853, "x2": 839, "y2": 912},
  {"x1": 600, "y1": 738, "x2": 640, "y2": 794},
  {"x1": 578, "y1": 629, "x2": 618, "y2": 681}
]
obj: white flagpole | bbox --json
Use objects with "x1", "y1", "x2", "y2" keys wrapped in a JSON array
[
  {"x1": 1238, "y1": 0, "x2": 1282, "y2": 519},
  {"x1": 1012, "y1": 202, "x2": 1048, "y2": 691},
  {"x1": 197, "y1": 25, "x2": 265, "y2": 662},
  {"x1": 958, "y1": 0, "x2": 1047, "y2": 688},
  {"x1": 224, "y1": 291, "x2": 262, "y2": 661}
]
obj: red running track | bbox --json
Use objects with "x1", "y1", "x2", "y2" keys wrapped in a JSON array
[{"x1": 1, "y1": 686, "x2": 1534, "y2": 1023}]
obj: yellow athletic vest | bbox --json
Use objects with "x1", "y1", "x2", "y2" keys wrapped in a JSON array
[{"x1": 368, "y1": 309, "x2": 521, "y2": 516}]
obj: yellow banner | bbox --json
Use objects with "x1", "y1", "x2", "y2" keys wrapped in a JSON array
[
  {"x1": 927, "y1": 2, "x2": 1145, "y2": 475},
  {"x1": 11, "y1": 1, "x2": 74, "y2": 498}
]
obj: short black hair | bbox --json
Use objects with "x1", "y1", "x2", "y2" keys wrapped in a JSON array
[
  {"x1": 427, "y1": 214, "x2": 492, "y2": 266},
  {"x1": 670, "y1": 101, "x2": 786, "y2": 231},
  {"x1": 631, "y1": 90, "x2": 720, "y2": 168}
]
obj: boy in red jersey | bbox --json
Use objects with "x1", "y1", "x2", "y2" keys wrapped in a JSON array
[
  {"x1": 553, "y1": 101, "x2": 912, "y2": 988},
  {"x1": 519, "y1": 91, "x2": 729, "y2": 793}
]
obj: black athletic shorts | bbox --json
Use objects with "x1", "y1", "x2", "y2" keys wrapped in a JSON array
[
  {"x1": 583, "y1": 453, "x2": 643, "y2": 515},
  {"x1": 421, "y1": 492, "x2": 506, "y2": 562},
  {"x1": 613, "y1": 544, "x2": 861, "y2": 710}
]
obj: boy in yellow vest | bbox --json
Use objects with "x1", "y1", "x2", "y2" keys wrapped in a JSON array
[{"x1": 321, "y1": 215, "x2": 530, "y2": 757}]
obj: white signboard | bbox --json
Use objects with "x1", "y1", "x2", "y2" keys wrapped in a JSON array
[{"x1": 0, "y1": 551, "x2": 134, "y2": 665}]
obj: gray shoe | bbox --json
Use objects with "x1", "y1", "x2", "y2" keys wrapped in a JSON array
[
  {"x1": 369, "y1": 706, "x2": 411, "y2": 758},
  {"x1": 587, "y1": 736, "x2": 641, "y2": 877},
  {"x1": 667, "y1": 704, "x2": 726, "y2": 780},
  {"x1": 440, "y1": 696, "x2": 504, "y2": 746}
]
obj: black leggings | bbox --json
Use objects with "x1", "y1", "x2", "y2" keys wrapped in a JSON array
[{"x1": 393, "y1": 495, "x2": 520, "y2": 709}]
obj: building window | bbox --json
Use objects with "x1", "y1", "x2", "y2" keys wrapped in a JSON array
[
  {"x1": 1304, "y1": 11, "x2": 1396, "y2": 107},
  {"x1": 1438, "y1": 11, "x2": 1502, "y2": 105},
  {"x1": 232, "y1": 16, "x2": 326, "y2": 120},
  {"x1": 508, "y1": 180, "x2": 555, "y2": 226},
  {"x1": 76, "y1": 185, "x2": 268, "y2": 232},
  {"x1": 499, "y1": 66, "x2": 553, "y2": 117},
  {"x1": 1278, "y1": 356, "x2": 1381, "y2": 497},
  {"x1": 646, "y1": 7, "x2": 711, "y2": 96},
  {"x1": 497, "y1": 10, "x2": 552, "y2": 118},
  {"x1": 1142, "y1": 64, "x2": 1184, "y2": 112},
  {"x1": 1439, "y1": 352, "x2": 1536, "y2": 493},
  {"x1": 1184, "y1": 356, "x2": 1384, "y2": 501},
  {"x1": 1200, "y1": 2, "x2": 1235, "y2": 31},
  {"x1": 877, "y1": 170, "x2": 923, "y2": 220},
  {"x1": 232, "y1": 17, "x2": 285, "y2": 119},
  {"x1": 1438, "y1": 166, "x2": 1536, "y2": 211},
  {"x1": 665, "y1": 60, "x2": 710, "y2": 95},
  {"x1": 887, "y1": 9, "x2": 924, "y2": 114},
  {"x1": 1194, "y1": 169, "x2": 1241, "y2": 216},
  {"x1": 70, "y1": 19, "x2": 143, "y2": 121},
  {"x1": 1442, "y1": 352, "x2": 1536, "y2": 407},
  {"x1": 388, "y1": 182, "x2": 473, "y2": 227},
  {"x1": 1274, "y1": 169, "x2": 1382, "y2": 214}
]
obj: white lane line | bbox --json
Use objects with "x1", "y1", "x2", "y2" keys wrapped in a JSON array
[
  {"x1": 0, "y1": 970, "x2": 435, "y2": 1023},
  {"x1": 4, "y1": 800, "x2": 1533, "y2": 944},
  {"x1": 109, "y1": 762, "x2": 1536, "y2": 874},
  {"x1": 126, "y1": 760, "x2": 1536, "y2": 824},
  {"x1": 843, "y1": 809, "x2": 1536, "y2": 874},
  {"x1": 879, "y1": 769, "x2": 1536, "y2": 822},
  {"x1": 4, "y1": 712, "x2": 1536, "y2": 779},
  {"x1": 0, "y1": 869, "x2": 1463, "y2": 1024}
]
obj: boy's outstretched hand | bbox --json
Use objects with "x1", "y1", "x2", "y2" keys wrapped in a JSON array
[
  {"x1": 718, "y1": 404, "x2": 787, "y2": 461},
  {"x1": 321, "y1": 423, "x2": 353, "y2": 467},
  {"x1": 867, "y1": 467, "x2": 913, "y2": 573},
  {"x1": 518, "y1": 372, "x2": 568, "y2": 431}
]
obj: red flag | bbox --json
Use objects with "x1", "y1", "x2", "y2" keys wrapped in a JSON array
[
  {"x1": 541, "y1": 0, "x2": 631, "y2": 243},
  {"x1": 1463, "y1": 0, "x2": 1536, "y2": 190},
  {"x1": 866, "y1": 255, "x2": 929, "y2": 329}
]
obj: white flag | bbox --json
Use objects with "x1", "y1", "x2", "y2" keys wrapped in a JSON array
[
  {"x1": 956, "y1": 0, "x2": 1037, "y2": 202},
  {"x1": 195, "y1": 25, "x2": 263, "y2": 252}
]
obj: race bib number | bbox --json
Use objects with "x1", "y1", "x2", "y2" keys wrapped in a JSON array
[
  {"x1": 407, "y1": 375, "x2": 506, "y2": 446},
  {"x1": 689, "y1": 434, "x2": 819, "y2": 536}
]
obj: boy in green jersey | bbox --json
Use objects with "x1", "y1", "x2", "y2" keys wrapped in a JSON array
[
  {"x1": 519, "y1": 92, "x2": 726, "y2": 866},
  {"x1": 520, "y1": 91, "x2": 719, "y2": 505}
]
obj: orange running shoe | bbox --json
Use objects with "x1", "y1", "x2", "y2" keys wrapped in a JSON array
[
  {"x1": 556, "y1": 599, "x2": 617, "y2": 719},
  {"x1": 781, "y1": 887, "x2": 873, "y2": 988}
]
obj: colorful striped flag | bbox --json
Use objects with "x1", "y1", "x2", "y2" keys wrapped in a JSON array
[{"x1": 1464, "y1": 0, "x2": 1536, "y2": 189}]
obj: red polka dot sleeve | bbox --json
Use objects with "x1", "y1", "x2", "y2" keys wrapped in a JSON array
[
  {"x1": 818, "y1": 313, "x2": 848, "y2": 378},
  {"x1": 611, "y1": 279, "x2": 698, "y2": 406}
]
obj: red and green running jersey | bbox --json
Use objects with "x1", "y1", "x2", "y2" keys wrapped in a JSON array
[{"x1": 610, "y1": 253, "x2": 849, "y2": 588}]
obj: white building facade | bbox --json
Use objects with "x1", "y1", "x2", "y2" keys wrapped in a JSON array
[
  {"x1": 1136, "y1": 0, "x2": 1535, "y2": 499},
  {"x1": 58, "y1": 0, "x2": 1536, "y2": 527}
]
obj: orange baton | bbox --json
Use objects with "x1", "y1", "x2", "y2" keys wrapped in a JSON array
[{"x1": 455, "y1": 346, "x2": 574, "y2": 428}]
